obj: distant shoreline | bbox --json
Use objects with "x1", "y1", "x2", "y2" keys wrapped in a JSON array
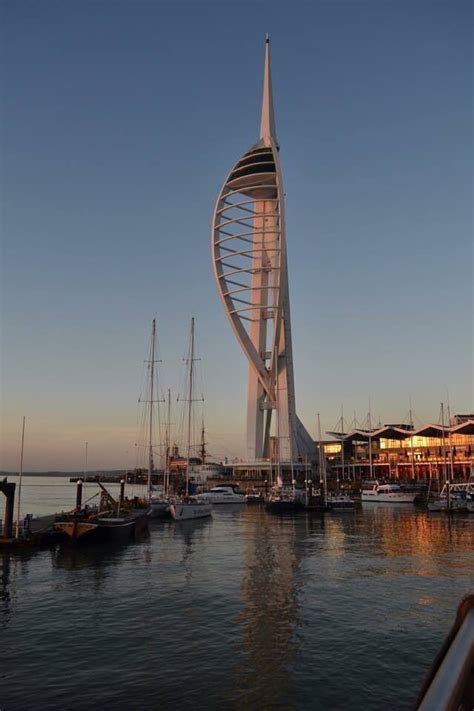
[{"x1": 1, "y1": 471, "x2": 127, "y2": 478}]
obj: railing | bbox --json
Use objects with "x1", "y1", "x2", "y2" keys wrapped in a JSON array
[{"x1": 417, "y1": 594, "x2": 474, "y2": 710}]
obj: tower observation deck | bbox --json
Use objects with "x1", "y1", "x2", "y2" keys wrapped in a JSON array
[{"x1": 211, "y1": 37, "x2": 315, "y2": 465}]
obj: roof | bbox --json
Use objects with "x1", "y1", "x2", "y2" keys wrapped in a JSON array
[
  {"x1": 412, "y1": 424, "x2": 450, "y2": 438},
  {"x1": 330, "y1": 426, "x2": 415, "y2": 442},
  {"x1": 326, "y1": 421, "x2": 474, "y2": 442},
  {"x1": 450, "y1": 419, "x2": 474, "y2": 435}
]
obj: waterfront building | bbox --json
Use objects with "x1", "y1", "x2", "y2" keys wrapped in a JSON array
[
  {"x1": 211, "y1": 36, "x2": 314, "y2": 478},
  {"x1": 324, "y1": 416, "x2": 474, "y2": 481}
]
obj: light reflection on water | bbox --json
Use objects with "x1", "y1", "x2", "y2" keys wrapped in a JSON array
[{"x1": 1, "y1": 490, "x2": 473, "y2": 710}]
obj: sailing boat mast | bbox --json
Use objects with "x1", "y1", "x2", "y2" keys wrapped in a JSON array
[
  {"x1": 200, "y1": 419, "x2": 206, "y2": 465},
  {"x1": 340, "y1": 405, "x2": 344, "y2": 485},
  {"x1": 368, "y1": 398, "x2": 373, "y2": 480},
  {"x1": 147, "y1": 319, "x2": 156, "y2": 500},
  {"x1": 446, "y1": 397, "x2": 455, "y2": 484},
  {"x1": 317, "y1": 413, "x2": 327, "y2": 506},
  {"x1": 15, "y1": 415, "x2": 26, "y2": 539},
  {"x1": 165, "y1": 388, "x2": 171, "y2": 496},
  {"x1": 185, "y1": 318, "x2": 195, "y2": 496},
  {"x1": 409, "y1": 397, "x2": 416, "y2": 480},
  {"x1": 440, "y1": 402, "x2": 450, "y2": 509}
]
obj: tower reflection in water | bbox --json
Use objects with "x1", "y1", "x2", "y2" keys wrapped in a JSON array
[
  {"x1": 233, "y1": 509, "x2": 311, "y2": 708},
  {"x1": 231, "y1": 506, "x2": 474, "y2": 709}
]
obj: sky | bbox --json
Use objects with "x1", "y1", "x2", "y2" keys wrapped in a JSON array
[{"x1": 1, "y1": 0, "x2": 472, "y2": 470}]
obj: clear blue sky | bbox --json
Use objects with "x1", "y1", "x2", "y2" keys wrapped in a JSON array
[{"x1": 1, "y1": 0, "x2": 472, "y2": 470}]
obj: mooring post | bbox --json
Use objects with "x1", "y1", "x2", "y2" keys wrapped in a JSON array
[
  {"x1": 120, "y1": 479, "x2": 125, "y2": 505},
  {"x1": 75, "y1": 479, "x2": 83, "y2": 511},
  {"x1": 0, "y1": 481, "x2": 16, "y2": 539}
]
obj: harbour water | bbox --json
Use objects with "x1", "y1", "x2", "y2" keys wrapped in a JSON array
[{"x1": 1, "y1": 476, "x2": 473, "y2": 710}]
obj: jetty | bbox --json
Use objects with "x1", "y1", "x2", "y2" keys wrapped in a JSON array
[{"x1": 0, "y1": 478, "x2": 60, "y2": 548}]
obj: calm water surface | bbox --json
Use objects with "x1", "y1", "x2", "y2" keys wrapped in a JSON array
[{"x1": 1, "y1": 477, "x2": 473, "y2": 710}]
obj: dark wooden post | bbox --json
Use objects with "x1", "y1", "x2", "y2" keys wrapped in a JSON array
[
  {"x1": 0, "y1": 481, "x2": 16, "y2": 539},
  {"x1": 75, "y1": 479, "x2": 83, "y2": 510}
]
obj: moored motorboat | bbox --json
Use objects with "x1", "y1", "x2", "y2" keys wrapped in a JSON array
[
  {"x1": 265, "y1": 488, "x2": 304, "y2": 514},
  {"x1": 427, "y1": 483, "x2": 473, "y2": 513},
  {"x1": 196, "y1": 485, "x2": 247, "y2": 505},
  {"x1": 361, "y1": 481, "x2": 416, "y2": 503},
  {"x1": 427, "y1": 498, "x2": 466, "y2": 513},
  {"x1": 246, "y1": 490, "x2": 264, "y2": 504},
  {"x1": 327, "y1": 491, "x2": 355, "y2": 511}
]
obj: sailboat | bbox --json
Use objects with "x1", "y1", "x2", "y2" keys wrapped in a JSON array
[
  {"x1": 141, "y1": 319, "x2": 170, "y2": 519},
  {"x1": 169, "y1": 318, "x2": 212, "y2": 521},
  {"x1": 427, "y1": 404, "x2": 464, "y2": 513},
  {"x1": 326, "y1": 408, "x2": 355, "y2": 511}
]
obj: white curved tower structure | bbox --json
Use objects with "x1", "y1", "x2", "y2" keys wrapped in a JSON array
[{"x1": 212, "y1": 37, "x2": 314, "y2": 464}]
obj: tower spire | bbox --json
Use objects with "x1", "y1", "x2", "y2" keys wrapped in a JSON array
[{"x1": 259, "y1": 34, "x2": 278, "y2": 147}]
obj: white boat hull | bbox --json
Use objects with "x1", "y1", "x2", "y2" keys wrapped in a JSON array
[
  {"x1": 169, "y1": 502, "x2": 212, "y2": 521},
  {"x1": 327, "y1": 495, "x2": 355, "y2": 510},
  {"x1": 428, "y1": 498, "x2": 469, "y2": 513},
  {"x1": 196, "y1": 493, "x2": 247, "y2": 505},
  {"x1": 361, "y1": 491, "x2": 416, "y2": 503}
]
